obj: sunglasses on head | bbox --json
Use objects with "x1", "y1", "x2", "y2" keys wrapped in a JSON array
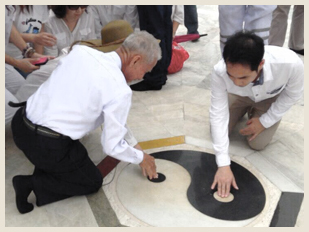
[{"x1": 67, "y1": 5, "x2": 88, "y2": 10}]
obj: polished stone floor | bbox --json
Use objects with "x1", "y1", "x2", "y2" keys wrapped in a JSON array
[{"x1": 5, "y1": 5, "x2": 304, "y2": 227}]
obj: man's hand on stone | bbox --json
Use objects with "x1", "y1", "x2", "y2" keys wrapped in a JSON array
[
  {"x1": 139, "y1": 153, "x2": 158, "y2": 180},
  {"x1": 211, "y1": 166, "x2": 238, "y2": 198}
]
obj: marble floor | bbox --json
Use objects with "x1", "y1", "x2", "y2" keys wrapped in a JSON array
[{"x1": 5, "y1": 5, "x2": 304, "y2": 227}]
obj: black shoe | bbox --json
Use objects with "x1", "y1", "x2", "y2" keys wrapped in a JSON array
[
  {"x1": 290, "y1": 48, "x2": 304, "y2": 56},
  {"x1": 187, "y1": 32, "x2": 200, "y2": 42},
  {"x1": 12, "y1": 175, "x2": 34, "y2": 214},
  {"x1": 130, "y1": 80, "x2": 163, "y2": 91}
]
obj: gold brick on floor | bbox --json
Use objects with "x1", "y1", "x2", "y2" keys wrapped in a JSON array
[{"x1": 139, "y1": 136, "x2": 185, "y2": 150}]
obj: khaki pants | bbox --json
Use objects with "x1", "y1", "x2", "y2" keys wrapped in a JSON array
[
  {"x1": 269, "y1": 5, "x2": 304, "y2": 50},
  {"x1": 228, "y1": 93, "x2": 280, "y2": 150}
]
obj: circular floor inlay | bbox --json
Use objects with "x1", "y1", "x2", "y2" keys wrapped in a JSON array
[
  {"x1": 147, "y1": 172, "x2": 166, "y2": 183},
  {"x1": 114, "y1": 150, "x2": 266, "y2": 225},
  {"x1": 150, "y1": 150, "x2": 266, "y2": 221},
  {"x1": 213, "y1": 191, "x2": 234, "y2": 203}
]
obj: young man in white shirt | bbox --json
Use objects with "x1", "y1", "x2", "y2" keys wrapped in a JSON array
[
  {"x1": 11, "y1": 30, "x2": 161, "y2": 214},
  {"x1": 210, "y1": 31, "x2": 304, "y2": 198}
]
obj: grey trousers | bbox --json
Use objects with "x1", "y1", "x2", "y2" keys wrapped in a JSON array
[
  {"x1": 228, "y1": 93, "x2": 281, "y2": 150},
  {"x1": 219, "y1": 5, "x2": 276, "y2": 52},
  {"x1": 269, "y1": 5, "x2": 304, "y2": 50}
]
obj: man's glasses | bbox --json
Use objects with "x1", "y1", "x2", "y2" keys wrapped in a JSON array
[{"x1": 67, "y1": 5, "x2": 88, "y2": 10}]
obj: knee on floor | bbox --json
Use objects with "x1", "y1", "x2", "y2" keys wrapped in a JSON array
[{"x1": 247, "y1": 139, "x2": 269, "y2": 151}]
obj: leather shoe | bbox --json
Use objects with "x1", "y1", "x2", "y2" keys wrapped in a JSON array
[
  {"x1": 130, "y1": 81, "x2": 163, "y2": 91},
  {"x1": 290, "y1": 48, "x2": 304, "y2": 56}
]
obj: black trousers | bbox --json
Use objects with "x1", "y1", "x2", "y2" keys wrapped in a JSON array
[
  {"x1": 137, "y1": 5, "x2": 173, "y2": 87},
  {"x1": 184, "y1": 5, "x2": 199, "y2": 34},
  {"x1": 11, "y1": 108, "x2": 103, "y2": 206}
]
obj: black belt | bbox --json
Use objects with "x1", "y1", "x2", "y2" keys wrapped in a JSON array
[
  {"x1": 9, "y1": 101, "x2": 70, "y2": 139},
  {"x1": 21, "y1": 107, "x2": 69, "y2": 139}
]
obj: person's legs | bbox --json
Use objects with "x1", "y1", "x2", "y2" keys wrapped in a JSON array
[
  {"x1": 5, "y1": 63, "x2": 25, "y2": 95},
  {"x1": 289, "y1": 5, "x2": 304, "y2": 52},
  {"x1": 228, "y1": 94, "x2": 251, "y2": 134},
  {"x1": 247, "y1": 95, "x2": 280, "y2": 150},
  {"x1": 131, "y1": 6, "x2": 172, "y2": 91},
  {"x1": 244, "y1": 5, "x2": 277, "y2": 45},
  {"x1": 219, "y1": 5, "x2": 246, "y2": 53},
  {"x1": 269, "y1": 5, "x2": 291, "y2": 47},
  {"x1": 5, "y1": 88, "x2": 18, "y2": 125},
  {"x1": 32, "y1": 140, "x2": 103, "y2": 207},
  {"x1": 12, "y1": 175, "x2": 34, "y2": 214},
  {"x1": 11, "y1": 108, "x2": 103, "y2": 213},
  {"x1": 247, "y1": 116, "x2": 281, "y2": 150},
  {"x1": 184, "y1": 5, "x2": 199, "y2": 34}
]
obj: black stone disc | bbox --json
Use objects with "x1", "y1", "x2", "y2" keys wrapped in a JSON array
[
  {"x1": 148, "y1": 172, "x2": 166, "y2": 183},
  {"x1": 150, "y1": 150, "x2": 266, "y2": 221}
]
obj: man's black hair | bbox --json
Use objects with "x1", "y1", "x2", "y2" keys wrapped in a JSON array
[{"x1": 223, "y1": 31, "x2": 264, "y2": 71}]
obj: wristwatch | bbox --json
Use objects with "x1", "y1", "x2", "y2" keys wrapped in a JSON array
[{"x1": 22, "y1": 44, "x2": 36, "y2": 58}]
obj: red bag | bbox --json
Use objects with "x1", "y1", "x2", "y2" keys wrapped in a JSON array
[{"x1": 168, "y1": 41, "x2": 189, "y2": 74}]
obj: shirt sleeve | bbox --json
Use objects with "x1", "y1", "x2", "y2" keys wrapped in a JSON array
[
  {"x1": 124, "y1": 124, "x2": 138, "y2": 147},
  {"x1": 172, "y1": 5, "x2": 184, "y2": 24},
  {"x1": 209, "y1": 67, "x2": 231, "y2": 167},
  {"x1": 259, "y1": 59, "x2": 304, "y2": 128},
  {"x1": 43, "y1": 21, "x2": 59, "y2": 57},
  {"x1": 101, "y1": 92, "x2": 144, "y2": 164}
]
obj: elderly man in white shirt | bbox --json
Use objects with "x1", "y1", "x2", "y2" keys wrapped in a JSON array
[
  {"x1": 11, "y1": 30, "x2": 161, "y2": 214},
  {"x1": 210, "y1": 31, "x2": 303, "y2": 198}
]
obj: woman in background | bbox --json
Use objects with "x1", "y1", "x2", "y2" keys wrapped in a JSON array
[
  {"x1": 44, "y1": 5, "x2": 96, "y2": 57},
  {"x1": 6, "y1": 5, "x2": 56, "y2": 59}
]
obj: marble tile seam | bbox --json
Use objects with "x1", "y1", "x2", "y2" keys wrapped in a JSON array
[
  {"x1": 246, "y1": 153, "x2": 303, "y2": 193},
  {"x1": 228, "y1": 155, "x2": 281, "y2": 227}
]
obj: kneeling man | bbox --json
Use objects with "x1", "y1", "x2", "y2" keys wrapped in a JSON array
[
  {"x1": 210, "y1": 31, "x2": 304, "y2": 198},
  {"x1": 11, "y1": 30, "x2": 161, "y2": 214}
]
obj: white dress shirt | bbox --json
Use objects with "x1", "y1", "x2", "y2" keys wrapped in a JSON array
[
  {"x1": 44, "y1": 11, "x2": 96, "y2": 57},
  {"x1": 210, "y1": 45, "x2": 304, "y2": 167},
  {"x1": 26, "y1": 45, "x2": 143, "y2": 164}
]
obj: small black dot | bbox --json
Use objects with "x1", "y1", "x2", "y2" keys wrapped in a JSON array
[{"x1": 147, "y1": 173, "x2": 166, "y2": 183}]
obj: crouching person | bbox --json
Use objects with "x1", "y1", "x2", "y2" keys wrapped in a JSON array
[{"x1": 11, "y1": 24, "x2": 161, "y2": 214}]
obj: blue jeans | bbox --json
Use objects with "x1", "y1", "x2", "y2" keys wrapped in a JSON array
[{"x1": 14, "y1": 67, "x2": 29, "y2": 79}]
